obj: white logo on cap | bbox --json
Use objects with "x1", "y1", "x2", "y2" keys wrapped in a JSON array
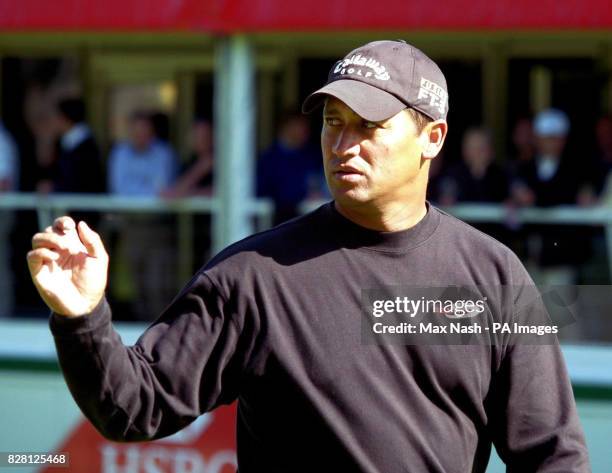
[
  {"x1": 418, "y1": 77, "x2": 448, "y2": 115},
  {"x1": 333, "y1": 54, "x2": 390, "y2": 81}
]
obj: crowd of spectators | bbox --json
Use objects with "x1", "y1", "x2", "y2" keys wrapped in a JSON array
[
  {"x1": 1, "y1": 97, "x2": 612, "y2": 324},
  {"x1": 430, "y1": 109, "x2": 612, "y2": 288}
]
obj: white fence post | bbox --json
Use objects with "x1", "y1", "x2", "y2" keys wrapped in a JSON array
[{"x1": 213, "y1": 35, "x2": 256, "y2": 253}]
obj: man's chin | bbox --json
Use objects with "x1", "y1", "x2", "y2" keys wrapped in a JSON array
[{"x1": 331, "y1": 188, "x2": 372, "y2": 206}]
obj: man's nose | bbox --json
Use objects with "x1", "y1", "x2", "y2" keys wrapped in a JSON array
[{"x1": 332, "y1": 127, "x2": 361, "y2": 158}]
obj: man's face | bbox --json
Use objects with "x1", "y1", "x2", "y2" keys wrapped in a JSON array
[
  {"x1": 130, "y1": 118, "x2": 154, "y2": 151},
  {"x1": 512, "y1": 118, "x2": 533, "y2": 150},
  {"x1": 321, "y1": 97, "x2": 427, "y2": 206},
  {"x1": 281, "y1": 117, "x2": 310, "y2": 150},
  {"x1": 192, "y1": 121, "x2": 213, "y2": 155},
  {"x1": 463, "y1": 131, "x2": 493, "y2": 168}
]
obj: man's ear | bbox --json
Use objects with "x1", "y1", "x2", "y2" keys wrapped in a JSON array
[{"x1": 421, "y1": 120, "x2": 448, "y2": 159}]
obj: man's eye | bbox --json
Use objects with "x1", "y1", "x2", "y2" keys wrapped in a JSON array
[
  {"x1": 363, "y1": 121, "x2": 378, "y2": 129},
  {"x1": 324, "y1": 117, "x2": 341, "y2": 126}
]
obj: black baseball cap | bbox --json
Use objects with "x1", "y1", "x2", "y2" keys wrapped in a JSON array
[{"x1": 302, "y1": 40, "x2": 449, "y2": 122}]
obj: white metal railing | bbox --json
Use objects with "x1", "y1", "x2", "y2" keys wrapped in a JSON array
[
  {"x1": 4, "y1": 195, "x2": 612, "y2": 268},
  {"x1": 438, "y1": 203, "x2": 612, "y2": 282},
  {"x1": 0, "y1": 192, "x2": 274, "y2": 286},
  {"x1": 5, "y1": 195, "x2": 612, "y2": 275},
  {"x1": 6, "y1": 193, "x2": 612, "y2": 282},
  {"x1": 0, "y1": 192, "x2": 273, "y2": 231}
]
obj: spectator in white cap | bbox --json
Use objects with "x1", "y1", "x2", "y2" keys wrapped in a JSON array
[
  {"x1": 511, "y1": 108, "x2": 577, "y2": 207},
  {"x1": 532, "y1": 108, "x2": 569, "y2": 183},
  {"x1": 534, "y1": 108, "x2": 570, "y2": 134},
  {"x1": 511, "y1": 108, "x2": 591, "y2": 287}
]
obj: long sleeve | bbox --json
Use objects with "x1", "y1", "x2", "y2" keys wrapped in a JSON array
[
  {"x1": 485, "y1": 256, "x2": 590, "y2": 472},
  {"x1": 49, "y1": 272, "x2": 250, "y2": 442},
  {"x1": 486, "y1": 343, "x2": 590, "y2": 472}
]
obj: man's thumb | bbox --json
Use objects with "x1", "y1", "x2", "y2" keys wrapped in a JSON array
[{"x1": 77, "y1": 221, "x2": 106, "y2": 259}]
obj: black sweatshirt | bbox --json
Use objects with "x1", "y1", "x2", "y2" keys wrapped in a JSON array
[{"x1": 49, "y1": 202, "x2": 590, "y2": 473}]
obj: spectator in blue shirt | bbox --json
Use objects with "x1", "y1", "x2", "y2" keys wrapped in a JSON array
[
  {"x1": 107, "y1": 111, "x2": 179, "y2": 321},
  {"x1": 108, "y1": 111, "x2": 177, "y2": 197},
  {"x1": 257, "y1": 111, "x2": 326, "y2": 224}
]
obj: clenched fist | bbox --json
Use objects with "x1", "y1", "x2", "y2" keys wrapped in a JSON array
[{"x1": 27, "y1": 216, "x2": 109, "y2": 317}]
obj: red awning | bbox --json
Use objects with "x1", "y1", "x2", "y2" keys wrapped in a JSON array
[{"x1": 1, "y1": 0, "x2": 611, "y2": 32}]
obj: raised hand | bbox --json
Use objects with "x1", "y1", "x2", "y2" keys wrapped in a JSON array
[{"x1": 27, "y1": 216, "x2": 109, "y2": 317}]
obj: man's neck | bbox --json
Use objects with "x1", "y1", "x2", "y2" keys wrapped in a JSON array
[{"x1": 334, "y1": 199, "x2": 427, "y2": 232}]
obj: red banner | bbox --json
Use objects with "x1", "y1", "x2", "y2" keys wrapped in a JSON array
[
  {"x1": 1, "y1": 0, "x2": 612, "y2": 32},
  {"x1": 40, "y1": 404, "x2": 237, "y2": 473}
]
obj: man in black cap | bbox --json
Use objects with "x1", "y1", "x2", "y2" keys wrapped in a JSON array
[{"x1": 28, "y1": 40, "x2": 589, "y2": 472}]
